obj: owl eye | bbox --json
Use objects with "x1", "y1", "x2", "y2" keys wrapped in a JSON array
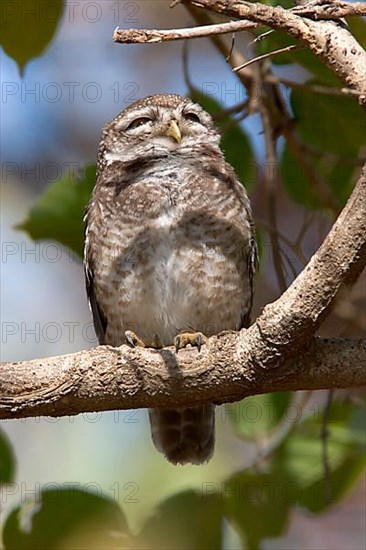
[
  {"x1": 126, "y1": 117, "x2": 152, "y2": 130},
  {"x1": 183, "y1": 112, "x2": 201, "y2": 124}
]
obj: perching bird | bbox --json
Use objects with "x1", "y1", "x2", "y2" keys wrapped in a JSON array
[{"x1": 84, "y1": 94, "x2": 257, "y2": 465}]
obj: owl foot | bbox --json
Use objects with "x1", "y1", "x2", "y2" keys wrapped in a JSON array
[
  {"x1": 125, "y1": 331, "x2": 163, "y2": 349},
  {"x1": 174, "y1": 332, "x2": 207, "y2": 353}
]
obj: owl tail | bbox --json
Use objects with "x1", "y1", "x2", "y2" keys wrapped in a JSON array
[{"x1": 149, "y1": 405, "x2": 215, "y2": 465}]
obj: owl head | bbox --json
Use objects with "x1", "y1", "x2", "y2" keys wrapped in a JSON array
[{"x1": 99, "y1": 94, "x2": 221, "y2": 166}]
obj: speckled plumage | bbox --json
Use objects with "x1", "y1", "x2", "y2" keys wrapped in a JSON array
[{"x1": 84, "y1": 94, "x2": 257, "y2": 465}]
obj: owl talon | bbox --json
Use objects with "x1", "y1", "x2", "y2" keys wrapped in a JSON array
[
  {"x1": 174, "y1": 332, "x2": 207, "y2": 353},
  {"x1": 125, "y1": 330, "x2": 146, "y2": 348},
  {"x1": 174, "y1": 335, "x2": 181, "y2": 353}
]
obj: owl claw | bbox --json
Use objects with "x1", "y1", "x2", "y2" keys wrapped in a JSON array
[
  {"x1": 125, "y1": 330, "x2": 146, "y2": 348},
  {"x1": 174, "y1": 332, "x2": 207, "y2": 353},
  {"x1": 125, "y1": 331, "x2": 164, "y2": 349},
  {"x1": 196, "y1": 332, "x2": 203, "y2": 353}
]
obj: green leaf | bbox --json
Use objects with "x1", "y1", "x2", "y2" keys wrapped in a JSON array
[
  {"x1": 281, "y1": 146, "x2": 356, "y2": 209},
  {"x1": 347, "y1": 17, "x2": 366, "y2": 50},
  {"x1": 190, "y1": 89, "x2": 256, "y2": 190},
  {"x1": 224, "y1": 470, "x2": 291, "y2": 550},
  {"x1": 349, "y1": 405, "x2": 366, "y2": 450},
  {"x1": 299, "y1": 452, "x2": 365, "y2": 513},
  {"x1": 138, "y1": 490, "x2": 222, "y2": 549},
  {"x1": 0, "y1": 429, "x2": 16, "y2": 484},
  {"x1": 3, "y1": 487, "x2": 130, "y2": 549},
  {"x1": 282, "y1": 87, "x2": 365, "y2": 209},
  {"x1": 223, "y1": 399, "x2": 365, "y2": 546},
  {"x1": 17, "y1": 164, "x2": 96, "y2": 259},
  {"x1": 290, "y1": 88, "x2": 366, "y2": 157},
  {"x1": 273, "y1": 401, "x2": 366, "y2": 512},
  {"x1": 0, "y1": 0, "x2": 64, "y2": 74},
  {"x1": 226, "y1": 392, "x2": 292, "y2": 440}
]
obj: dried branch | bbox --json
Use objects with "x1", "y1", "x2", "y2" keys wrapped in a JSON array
[
  {"x1": 113, "y1": 1, "x2": 366, "y2": 44},
  {"x1": 0, "y1": 338, "x2": 365, "y2": 420},
  {"x1": 113, "y1": 20, "x2": 258, "y2": 44},
  {"x1": 233, "y1": 45, "x2": 298, "y2": 73}
]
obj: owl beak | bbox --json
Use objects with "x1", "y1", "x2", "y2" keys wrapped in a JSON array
[{"x1": 164, "y1": 120, "x2": 182, "y2": 143}]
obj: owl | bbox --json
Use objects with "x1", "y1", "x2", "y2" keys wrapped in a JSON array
[{"x1": 84, "y1": 94, "x2": 257, "y2": 465}]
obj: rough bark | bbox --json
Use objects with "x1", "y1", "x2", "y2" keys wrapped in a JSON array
[{"x1": 0, "y1": 338, "x2": 365, "y2": 419}]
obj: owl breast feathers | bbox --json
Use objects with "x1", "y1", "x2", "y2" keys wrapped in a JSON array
[{"x1": 84, "y1": 94, "x2": 257, "y2": 465}]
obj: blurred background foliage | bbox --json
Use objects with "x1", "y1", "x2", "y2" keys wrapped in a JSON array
[{"x1": 1, "y1": 1, "x2": 365, "y2": 549}]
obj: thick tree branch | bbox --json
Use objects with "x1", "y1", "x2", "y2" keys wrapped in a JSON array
[
  {"x1": 113, "y1": 1, "x2": 366, "y2": 44},
  {"x1": 1, "y1": 166, "x2": 365, "y2": 420},
  {"x1": 184, "y1": 0, "x2": 366, "y2": 100},
  {"x1": 0, "y1": 338, "x2": 365, "y2": 419},
  {"x1": 291, "y1": 0, "x2": 366, "y2": 18}
]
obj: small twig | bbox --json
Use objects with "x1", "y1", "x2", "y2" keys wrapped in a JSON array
[
  {"x1": 321, "y1": 389, "x2": 334, "y2": 505},
  {"x1": 294, "y1": 140, "x2": 366, "y2": 167},
  {"x1": 113, "y1": 20, "x2": 258, "y2": 44},
  {"x1": 226, "y1": 33, "x2": 236, "y2": 63},
  {"x1": 251, "y1": 29, "x2": 275, "y2": 44},
  {"x1": 219, "y1": 107, "x2": 250, "y2": 131},
  {"x1": 265, "y1": 75, "x2": 363, "y2": 98},
  {"x1": 282, "y1": 248, "x2": 298, "y2": 282},
  {"x1": 213, "y1": 100, "x2": 249, "y2": 120},
  {"x1": 260, "y1": 95, "x2": 288, "y2": 293},
  {"x1": 233, "y1": 45, "x2": 298, "y2": 73}
]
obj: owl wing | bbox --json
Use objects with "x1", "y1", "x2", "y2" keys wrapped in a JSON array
[
  {"x1": 84, "y1": 203, "x2": 108, "y2": 345},
  {"x1": 240, "y1": 218, "x2": 258, "y2": 329},
  {"x1": 84, "y1": 259, "x2": 107, "y2": 345}
]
